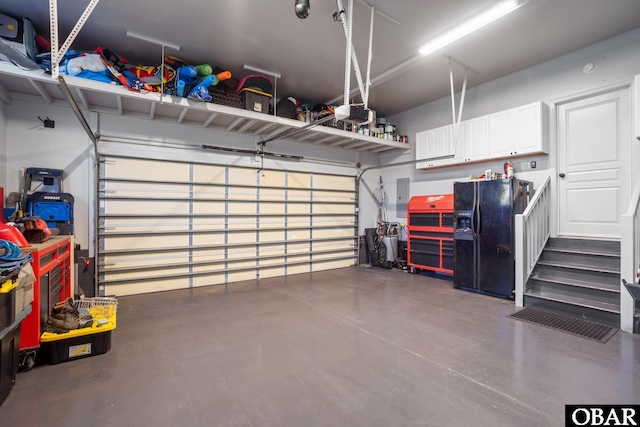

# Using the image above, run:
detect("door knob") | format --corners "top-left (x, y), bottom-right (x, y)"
top-left (559, 173), bottom-right (566, 178)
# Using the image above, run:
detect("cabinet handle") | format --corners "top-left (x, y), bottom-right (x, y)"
top-left (559, 173), bottom-right (566, 178)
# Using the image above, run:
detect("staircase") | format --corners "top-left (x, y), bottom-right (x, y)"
top-left (523, 237), bottom-right (620, 328)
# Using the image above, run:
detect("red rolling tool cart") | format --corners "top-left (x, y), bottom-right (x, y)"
top-left (407, 194), bottom-right (454, 275)
top-left (18, 236), bottom-right (73, 370)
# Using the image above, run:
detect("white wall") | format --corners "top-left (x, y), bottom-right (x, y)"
top-left (6, 100), bottom-right (93, 248)
top-left (0, 101), bottom-right (6, 190)
top-left (376, 27), bottom-right (640, 236)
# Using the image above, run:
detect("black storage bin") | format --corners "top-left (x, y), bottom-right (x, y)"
top-left (0, 280), bottom-right (17, 331)
top-left (0, 306), bottom-right (30, 407)
top-left (41, 330), bottom-right (112, 364)
top-left (242, 91), bottom-right (270, 114)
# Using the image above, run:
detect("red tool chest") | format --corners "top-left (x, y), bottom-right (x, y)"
top-left (19, 236), bottom-right (72, 369)
top-left (407, 194), bottom-right (454, 275)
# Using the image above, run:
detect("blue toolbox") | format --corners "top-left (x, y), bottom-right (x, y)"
top-left (23, 168), bottom-right (74, 235)
top-left (27, 193), bottom-right (74, 235)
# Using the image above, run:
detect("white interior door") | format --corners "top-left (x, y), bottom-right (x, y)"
top-left (557, 88), bottom-right (631, 238)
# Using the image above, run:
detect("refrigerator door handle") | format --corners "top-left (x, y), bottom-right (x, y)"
top-left (473, 183), bottom-right (479, 236)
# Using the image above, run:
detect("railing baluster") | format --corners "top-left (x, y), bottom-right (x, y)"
top-left (515, 176), bottom-right (551, 307)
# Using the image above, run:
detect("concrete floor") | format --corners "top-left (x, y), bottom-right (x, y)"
top-left (1, 266), bottom-right (639, 426)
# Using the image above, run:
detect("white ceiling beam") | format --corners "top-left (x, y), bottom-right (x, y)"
top-left (177, 106), bottom-right (189, 124)
top-left (313, 135), bottom-right (340, 145)
top-left (253, 122), bottom-right (274, 135)
top-left (295, 132), bottom-right (315, 143)
top-left (329, 138), bottom-right (354, 147)
top-left (73, 87), bottom-right (89, 110)
top-left (202, 112), bottom-right (218, 128)
top-left (343, 140), bottom-right (370, 149)
top-left (265, 125), bottom-right (290, 139)
top-left (0, 81), bottom-right (10, 105)
top-left (237, 119), bottom-right (257, 133)
top-left (226, 117), bottom-right (245, 132)
top-left (29, 79), bottom-right (52, 104)
top-left (369, 145), bottom-right (396, 153)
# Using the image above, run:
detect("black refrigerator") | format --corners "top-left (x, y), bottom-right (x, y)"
top-left (453, 179), bottom-right (532, 299)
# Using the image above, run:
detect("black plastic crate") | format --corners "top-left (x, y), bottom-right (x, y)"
top-left (208, 86), bottom-right (244, 110)
top-left (40, 330), bottom-right (112, 364)
top-left (242, 91), bottom-right (270, 114)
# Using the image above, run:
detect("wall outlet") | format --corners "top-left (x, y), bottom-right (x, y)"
top-left (519, 161), bottom-right (530, 170)
top-left (531, 161), bottom-right (537, 169)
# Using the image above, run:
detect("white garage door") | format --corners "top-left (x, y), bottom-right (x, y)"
top-left (98, 156), bottom-right (357, 296)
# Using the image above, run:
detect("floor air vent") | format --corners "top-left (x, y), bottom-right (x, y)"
top-left (508, 308), bottom-right (618, 343)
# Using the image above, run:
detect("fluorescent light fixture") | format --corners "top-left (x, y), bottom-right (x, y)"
top-left (126, 31), bottom-right (180, 51)
top-left (419, 0), bottom-right (520, 56)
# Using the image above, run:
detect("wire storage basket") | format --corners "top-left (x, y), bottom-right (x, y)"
top-left (75, 297), bottom-right (118, 324)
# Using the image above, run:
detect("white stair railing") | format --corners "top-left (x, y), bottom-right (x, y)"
top-left (620, 175), bottom-right (640, 333)
top-left (515, 176), bottom-right (551, 307)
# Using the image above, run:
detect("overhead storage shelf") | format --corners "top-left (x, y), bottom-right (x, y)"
top-left (0, 62), bottom-right (409, 153)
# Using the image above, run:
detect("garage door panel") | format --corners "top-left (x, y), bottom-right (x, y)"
top-left (193, 164), bottom-right (226, 183)
top-left (104, 158), bottom-right (189, 182)
top-left (260, 266), bottom-right (285, 278)
top-left (103, 200), bottom-right (189, 215)
top-left (100, 157), bottom-right (356, 296)
top-left (228, 270), bottom-right (257, 282)
top-left (314, 204), bottom-right (354, 215)
top-left (228, 202), bottom-right (256, 214)
top-left (312, 259), bottom-right (352, 272)
top-left (193, 202), bottom-right (225, 214)
top-left (103, 255), bottom-right (190, 269)
top-left (109, 278), bottom-right (189, 295)
top-left (313, 174), bottom-right (354, 189)
top-left (104, 235), bottom-right (189, 251)
top-left (193, 274), bottom-right (226, 287)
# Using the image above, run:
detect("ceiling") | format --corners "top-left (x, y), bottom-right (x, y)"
top-left (3, 0), bottom-right (640, 117)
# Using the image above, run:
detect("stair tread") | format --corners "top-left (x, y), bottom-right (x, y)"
top-left (536, 260), bottom-right (619, 274)
top-left (544, 247), bottom-right (620, 258)
top-left (524, 289), bottom-right (620, 314)
top-left (531, 274), bottom-right (620, 293)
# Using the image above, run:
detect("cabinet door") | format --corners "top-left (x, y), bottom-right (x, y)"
top-left (466, 116), bottom-right (490, 161)
top-left (514, 102), bottom-right (548, 155)
top-left (415, 129), bottom-right (430, 161)
top-left (452, 122), bottom-right (468, 162)
top-left (489, 109), bottom-right (514, 158)
top-left (415, 129), bottom-right (434, 169)
top-left (430, 125), bottom-right (451, 158)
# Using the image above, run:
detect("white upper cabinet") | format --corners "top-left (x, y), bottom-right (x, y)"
top-left (513, 102), bottom-right (549, 155)
top-left (490, 102), bottom-right (548, 158)
top-left (466, 116), bottom-right (490, 161)
top-left (415, 125), bottom-right (455, 168)
top-left (489, 109), bottom-right (515, 158)
top-left (415, 101), bottom-right (548, 170)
